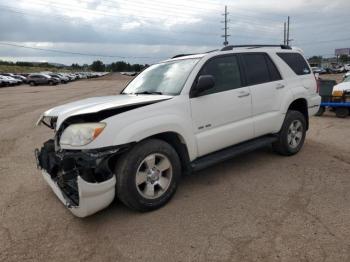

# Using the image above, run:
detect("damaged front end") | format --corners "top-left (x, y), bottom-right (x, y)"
top-left (35, 139), bottom-right (126, 217)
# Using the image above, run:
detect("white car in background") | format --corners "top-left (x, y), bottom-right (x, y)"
top-left (0, 75), bottom-right (21, 86)
top-left (334, 75), bottom-right (350, 94)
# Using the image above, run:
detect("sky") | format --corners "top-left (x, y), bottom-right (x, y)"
top-left (0, 0), bottom-right (349, 65)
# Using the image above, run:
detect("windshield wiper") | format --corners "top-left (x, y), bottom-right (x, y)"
top-left (133, 91), bottom-right (163, 95)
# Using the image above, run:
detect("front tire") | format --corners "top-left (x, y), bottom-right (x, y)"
top-left (115, 139), bottom-right (181, 212)
top-left (273, 110), bottom-right (307, 156)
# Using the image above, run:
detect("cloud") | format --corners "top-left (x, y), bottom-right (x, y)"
top-left (0, 0), bottom-right (349, 64)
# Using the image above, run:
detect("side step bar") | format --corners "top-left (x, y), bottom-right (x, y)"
top-left (191, 136), bottom-right (278, 172)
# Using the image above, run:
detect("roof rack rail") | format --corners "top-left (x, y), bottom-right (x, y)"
top-left (172, 49), bottom-right (219, 59)
top-left (171, 54), bottom-right (195, 59)
top-left (221, 45), bottom-right (292, 51)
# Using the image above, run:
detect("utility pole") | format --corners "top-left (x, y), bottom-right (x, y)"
top-left (283, 22), bottom-right (286, 45)
top-left (286, 16), bottom-right (290, 45)
top-left (221, 5), bottom-right (230, 46)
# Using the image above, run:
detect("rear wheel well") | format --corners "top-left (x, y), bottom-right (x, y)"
top-left (288, 98), bottom-right (309, 130)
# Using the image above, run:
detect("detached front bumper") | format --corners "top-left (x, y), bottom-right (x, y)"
top-left (35, 140), bottom-right (124, 217)
top-left (41, 170), bottom-right (115, 217)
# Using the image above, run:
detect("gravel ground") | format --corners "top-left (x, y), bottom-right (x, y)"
top-left (0, 73), bottom-right (349, 262)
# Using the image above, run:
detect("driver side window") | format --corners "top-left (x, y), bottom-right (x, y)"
top-left (198, 55), bottom-right (242, 96)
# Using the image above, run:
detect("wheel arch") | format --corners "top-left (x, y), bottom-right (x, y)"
top-left (287, 98), bottom-right (309, 130)
top-left (146, 132), bottom-right (191, 175)
top-left (109, 131), bottom-right (192, 175)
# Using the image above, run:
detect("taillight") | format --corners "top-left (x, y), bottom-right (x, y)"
top-left (315, 75), bottom-right (320, 93)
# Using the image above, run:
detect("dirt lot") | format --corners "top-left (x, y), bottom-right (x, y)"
top-left (0, 73), bottom-right (349, 262)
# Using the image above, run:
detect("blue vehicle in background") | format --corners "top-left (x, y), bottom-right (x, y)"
top-left (316, 75), bottom-right (350, 118)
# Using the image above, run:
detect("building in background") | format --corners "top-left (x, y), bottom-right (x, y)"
top-left (335, 48), bottom-right (350, 56)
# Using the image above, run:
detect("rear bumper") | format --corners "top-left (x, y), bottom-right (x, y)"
top-left (35, 140), bottom-right (127, 217)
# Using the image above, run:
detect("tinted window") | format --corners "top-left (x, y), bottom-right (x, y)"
top-left (266, 55), bottom-right (282, 81)
top-left (242, 54), bottom-right (271, 85)
top-left (277, 52), bottom-right (311, 75)
top-left (198, 55), bottom-right (241, 95)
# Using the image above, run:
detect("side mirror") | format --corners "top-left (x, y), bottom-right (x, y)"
top-left (192, 75), bottom-right (215, 96)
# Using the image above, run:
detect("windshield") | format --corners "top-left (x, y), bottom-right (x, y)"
top-left (122, 58), bottom-right (200, 95)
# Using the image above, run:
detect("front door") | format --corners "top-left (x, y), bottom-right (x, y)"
top-left (190, 55), bottom-right (254, 157)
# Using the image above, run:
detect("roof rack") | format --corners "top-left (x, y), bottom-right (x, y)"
top-left (221, 45), bottom-right (292, 51)
top-left (171, 54), bottom-right (195, 59)
top-left (171, 49), bottom-right (219, 59)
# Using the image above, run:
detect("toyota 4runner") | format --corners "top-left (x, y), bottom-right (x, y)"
top-left (35, 45), bottom-right (321, 217)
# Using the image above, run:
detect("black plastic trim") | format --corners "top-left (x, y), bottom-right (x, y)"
top-left (191, 135), bottom-right (278, 172)
top-left (221, 45), bottom-right (292, 51)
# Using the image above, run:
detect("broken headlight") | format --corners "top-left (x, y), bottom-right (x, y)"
top-left (60, 123), bottom-right (106, 147)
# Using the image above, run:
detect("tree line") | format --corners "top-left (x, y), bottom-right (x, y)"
top-left (0, 60), bottom-right (57, 68)
top-left (0, 60), bottom-right (147, 72)
top-left (73, 60), bottom-right (148, 72)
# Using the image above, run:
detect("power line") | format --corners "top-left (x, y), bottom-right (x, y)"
top-left (0, 42), bottom-right (166, 59)
top-left (296, 37), bottom-right (350, 46)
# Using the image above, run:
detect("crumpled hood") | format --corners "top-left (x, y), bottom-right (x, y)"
top-left (333, 82), bottom-right (350, 92)
top-left (39, 94), bottom-right (172, 128)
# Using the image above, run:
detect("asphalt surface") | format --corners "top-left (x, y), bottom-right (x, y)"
top-left (0, 73), bottom-right (349, 262)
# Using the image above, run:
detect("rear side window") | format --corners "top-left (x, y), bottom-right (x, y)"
top-left (241, 53), bottom-right (281, 86)
top-left (277, 52), bottom-right (311, 75)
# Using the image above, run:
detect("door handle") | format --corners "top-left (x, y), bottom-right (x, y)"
top-left (237, 92), bottom-right (250, 98)
top-left (276, 83), bottom-right (285, 89)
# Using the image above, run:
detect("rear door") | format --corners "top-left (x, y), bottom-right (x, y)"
top-left (240, 53), bottom-right (286, 136)
top-left (190, 54), bottom-right (254, 157)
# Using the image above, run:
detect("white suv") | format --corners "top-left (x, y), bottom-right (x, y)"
top-left (35, 45), bottom-right (321, 217)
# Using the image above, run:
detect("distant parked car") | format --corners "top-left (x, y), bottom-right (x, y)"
top-left (49, 73), bottom-right (69, 84)
top-left (0, 77), bottom-right (10, 87)
top-left (65, 73), bottom-right (77, 81)
top-left (324, 67), bottom-right (337, 74)
top-left (311, 67), bottom-right (326, 74)
top-left (344, 64), bottom-right (350, 72)
top-left (27, 74), bottom-right (60, 86)
top-left (0, 75), bottom-right (21, 85)
top-left (334, 66), bottom-right (346, 73)
top-left (12, 75), bottom-right (28, 83)
top-left (1, 73), bottom-right (23, 84)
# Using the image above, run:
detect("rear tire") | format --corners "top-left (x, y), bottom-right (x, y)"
top-left (48, 81), bottom-right (53, 86)
top-left (115, 139), bottom-right (181, 212)
top-left (335, 107), bottom-right (348, 118)
top-left (272, 110), bottom-right (307, 156)
top-left (29, 81), bottom-right (36, 86)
